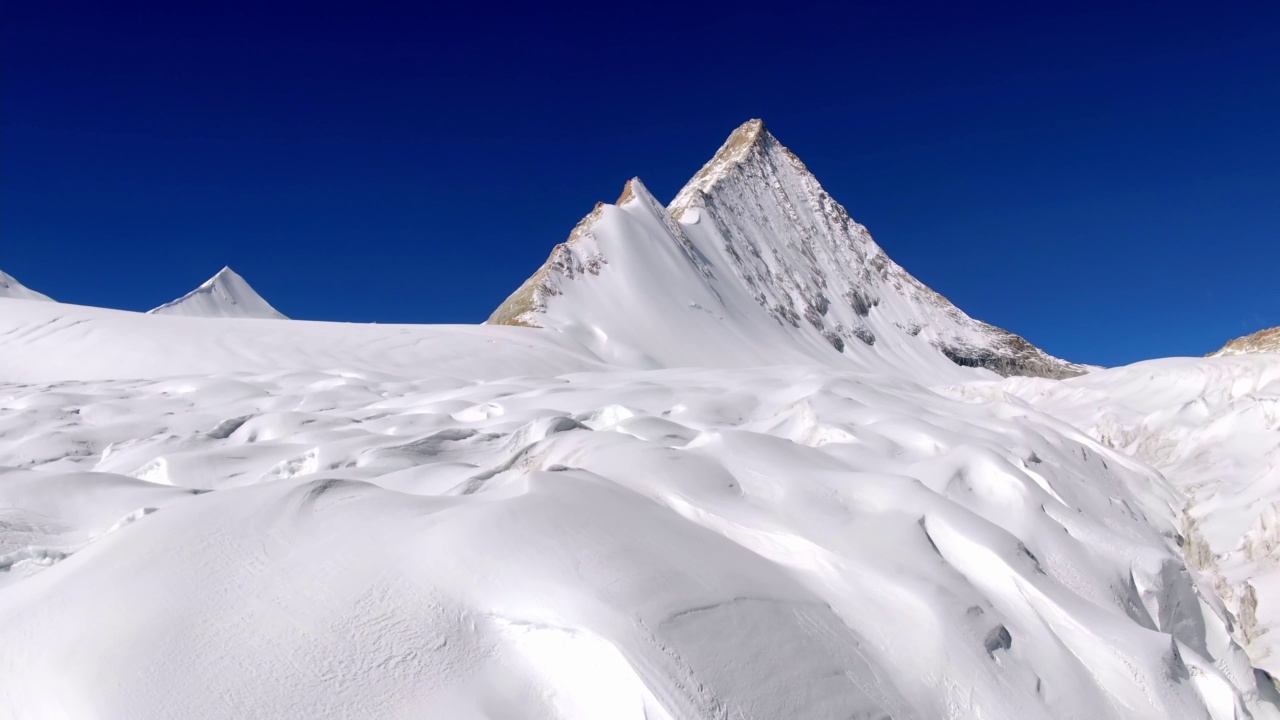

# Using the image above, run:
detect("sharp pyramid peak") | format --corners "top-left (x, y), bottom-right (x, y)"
top-left (671, 118), bottom-right (802, 209)
top-left (718, 118), bottom-right (770, 156)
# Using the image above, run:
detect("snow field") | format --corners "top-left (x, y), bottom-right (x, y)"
top-left (2, 362), bottom-right (1274, 718)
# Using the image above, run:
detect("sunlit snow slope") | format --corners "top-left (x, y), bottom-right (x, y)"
top-left (0, 269), bottom-right (53, 302)
top-left (148, 266), bottom-right (287, 319)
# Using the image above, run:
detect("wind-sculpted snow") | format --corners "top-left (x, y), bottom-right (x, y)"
top-left (982, 355), bottom-right (1280, 690)
top-left (2, 359), bottom-right (1276, 718)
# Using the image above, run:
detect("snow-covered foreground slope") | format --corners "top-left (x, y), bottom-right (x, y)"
top-left (1, 298), bottom-right (1277, 718)
top-left (148, 266), bottom-right (287, 319)
top-left (490, 121), bottom-right (1088, 380)
top-left (979, 356), bottom-right (1280, 685)
top-left (0, 269), bottom-right (53, 301)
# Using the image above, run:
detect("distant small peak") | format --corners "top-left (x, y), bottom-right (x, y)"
top-left (149, 265), bottom-right (285, 319)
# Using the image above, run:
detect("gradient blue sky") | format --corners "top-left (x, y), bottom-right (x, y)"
top-left (3, 1), bottom-right (1277, 366)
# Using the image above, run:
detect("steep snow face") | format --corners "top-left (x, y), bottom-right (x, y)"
top-left (491, 120), bottom-right (1087, 379)
top-left (1212, 327), bottom-right (1280, 356)
top-left (148, 266), bottom-right (286, 319)
top-left (0, 269), bottom-right (53, 302)
top-left (971, 355), bottom-right (1280, 678)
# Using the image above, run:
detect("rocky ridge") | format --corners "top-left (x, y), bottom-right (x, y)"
top-left (1211, 327), bottom-right (1280, 357)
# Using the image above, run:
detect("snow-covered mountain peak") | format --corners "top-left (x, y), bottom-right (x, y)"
top-left (148, 266), bottom-right (286, 319)
top-left (490, 119), bottom-right (1088, 379)
top-left (669, 118), bottom-right (772, 208)
top-left (0, 268), bottom-right (54, 302)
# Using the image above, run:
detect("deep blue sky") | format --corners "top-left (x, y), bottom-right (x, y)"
top-left (3, 1), bottom-right (1277, 366)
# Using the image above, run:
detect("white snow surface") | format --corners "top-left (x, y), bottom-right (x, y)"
top-left (2, 298), bottom-right (1278, 719)
top-left (148, 266), bottom-right (287, 319)
top-left (0, 269), bottom-right (53, 302)
top-left (970, 356), bottom-right (1280, 683)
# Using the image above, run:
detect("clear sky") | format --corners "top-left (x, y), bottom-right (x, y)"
top-left (3, 1), bottom-right (1277, 366)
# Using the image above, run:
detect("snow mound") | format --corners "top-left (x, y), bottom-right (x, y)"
top-left (148, 266), bottom-right (286, 319)
top-left (490, 120), bottom-right (1088, 379)
top-left (0, 269), bottom-right (53, 302)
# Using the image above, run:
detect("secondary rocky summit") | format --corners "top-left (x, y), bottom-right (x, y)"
top-left (1210, 326), bottom-right (1280, 356)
